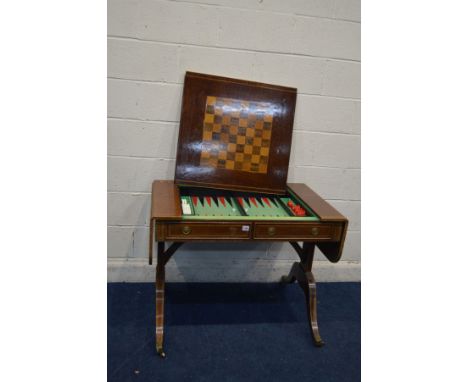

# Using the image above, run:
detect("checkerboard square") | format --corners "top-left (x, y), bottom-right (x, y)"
top-left (236, 144), bottom-right (244, 153)
top-left (203, 131), bottom-right (212, 141)
top-left (226, 160), bottom-right (235, 170)
top-left (229, 125), bottom-right (238, 135)
top-left (236, 136), bottom-right (246, 145)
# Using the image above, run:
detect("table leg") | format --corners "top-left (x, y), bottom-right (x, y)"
top-left (149, 219), bottom-right (154, 265)
top-left (282, 243), bottom-right (324, 347)
top-left (155, 241), bottom-right (166, 357)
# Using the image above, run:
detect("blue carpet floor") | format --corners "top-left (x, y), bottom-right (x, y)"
top-left (108, 282), bottom-right (360, 382)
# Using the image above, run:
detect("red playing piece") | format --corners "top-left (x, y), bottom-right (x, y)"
top-left (192, 196), bottom-right (198, 206)
top-left (287, 200), bottom-right (294, 207)
top-left (219, 197), bottom-right (226, 207)
top-left (262, 197), bottom-right (271, 208)
top-left (249, 197), bottom-right (258, 207)
top-left (237, 197), bottom-right (244, 207)
top-left (206, 196), bottom-right (211, 207)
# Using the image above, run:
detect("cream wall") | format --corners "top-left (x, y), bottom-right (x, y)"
top-left (108, 0), bottom-right (360, 282)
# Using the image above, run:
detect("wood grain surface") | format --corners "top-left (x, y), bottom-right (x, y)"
top-left (287, 183), bottom-right (346, 221)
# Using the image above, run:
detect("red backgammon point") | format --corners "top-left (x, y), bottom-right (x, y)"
top-left (263, 197), bottom-right (271, 207)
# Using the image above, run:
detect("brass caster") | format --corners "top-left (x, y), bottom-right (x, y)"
top-left (313, 340), bottom-right (325, 348)
top-left (157, 348), bottom-right (166, 358)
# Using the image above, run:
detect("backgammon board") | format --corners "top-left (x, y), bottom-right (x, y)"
top-left (180, 188), bottom-right (316, 219)
top-left (149, 72), bottom-right (348, 357)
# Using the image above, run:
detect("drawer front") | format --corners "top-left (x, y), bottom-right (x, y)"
top-left (254, 223), bottom-right (336, 240)
top-left (166, 222), bottom-right (252, 240)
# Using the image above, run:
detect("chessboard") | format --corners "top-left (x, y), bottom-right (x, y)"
top-left (200, 96), bottom-right (274, 174)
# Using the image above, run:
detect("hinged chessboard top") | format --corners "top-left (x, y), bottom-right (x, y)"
top-left (175, 72), bottom-right (297, 194)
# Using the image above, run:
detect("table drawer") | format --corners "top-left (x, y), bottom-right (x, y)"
top-left (254, 223), bottom-right (335, 240)
top-left (166, 222), bottom-right (252, 239)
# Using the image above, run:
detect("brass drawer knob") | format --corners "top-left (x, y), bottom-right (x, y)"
top-left (182, 226), bottom-right (191, 235)
top-left (311, 227), bottom-right (319, 236)
top-left (268, 227), bottom-right (276, 236)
